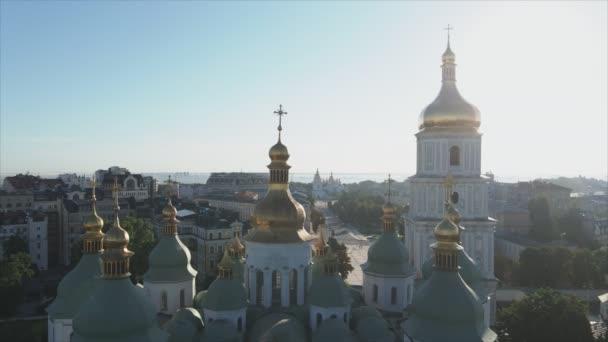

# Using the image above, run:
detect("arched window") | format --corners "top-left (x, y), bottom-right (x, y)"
top-left (256, 270), bottom-right (264, 305)
top-left (210, 246), bottom-right (215, 254)
top-left (237, 317), bottom-right (243, 332)
top-left (126, 179), bottom-right (135, 190)
top-left (180, 289), bottom-right (185, 308)
top-left (290, 269), bottom-right (297, 305)
top-left (209, 233), bottom-right (214, 240)
top-left (450, 146), bottom-right (460, 166)
top-left (161, 290), bottom-right (168, 311)
top-left (372, 284), bottom-right (378, 303)
top-left (316, 313), bottom-right (323, 328)
top-left (391, 287), bottom-right (397, 305)
top-left (343, 312), bottom-right (348, 323)
top-left (218, 232), bottom-right (222, 239)
top-left (272, 271), bottom-right (281, 305)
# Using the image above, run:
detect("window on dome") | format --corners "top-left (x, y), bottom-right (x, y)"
top-left (180, 289), bottom-right (185, 308)
top-left (238, 317), bottom-right (243, 332)
top-left (372, 284), bottom-right (378, 303)
top-left (391, 287), bottom-right (397, 305)
top-left (450, 146), bottom-right (460, 166)
top-left (343, 313), bottom-right (348, 323)
top-left (316, 313), bottom-right (322, 328)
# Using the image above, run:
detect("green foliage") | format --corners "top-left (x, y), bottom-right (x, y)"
top-left (0, 253), bottom-right (35, 317)
top-left (528, 197), bottom-right (558, 242)
top-left (557, 208), bottom-right (595, 248)
top-left (494, 254), bottom-right (517, 285)
top-left (498, 288), bottom-right (594, 342)
top-left (0, 319), bottom-right (48, 342)
top-left (332, 191), bottom-right (384, 233)
top-left (514, 246), bottom-right (605, 288)
top-left (3, 235), bottom-right (28, 258)
top-left (328, 237), bottom-right (354, 279)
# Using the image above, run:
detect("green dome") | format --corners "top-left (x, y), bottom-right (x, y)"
top-left (311, 254), bottom-right (328, 280)
top-left (72, 277), bottom-right (168, 342)
top-left (362, 232), bottom-right (414, 276)
top-left (201, 278), bottom-right (247, 311)
top-left (350, 305), bottom-right (382, 330)
top-left (308, 274), bottom-right (352, 308)
top-left (165, 308), bottom-right (203, 342)
top-left (201, 320), bottom-right (240, 342)
top-left (193, 290), bottom-right (207, 310)
top-left (404, 271), bottom-right (496, 342)
top-left (313, 318), bottom-right (357, 342)
top-left (421, 249), bottom-right (488, 302)
top-left (47, 254), bottom-right (102, 319)
top-left (248, 313), bottom-right (307, 342)
top-left (231, 255), bottom-right (245, 283)
top-left (144, 235), bottom-right (197, 283)
top-left (355, 316), bottom-right (394, 342)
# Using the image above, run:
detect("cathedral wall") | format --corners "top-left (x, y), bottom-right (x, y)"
top-left (309, 304), bottom-right (351, 332)
top-left (362, 273), bottom-right (415, 313)
top-left (203, 308), bottom-right (246, 334)
top-left (144, 278), bottom-right (195, 315)
top-left (48, 318), bottom-right (72, 342)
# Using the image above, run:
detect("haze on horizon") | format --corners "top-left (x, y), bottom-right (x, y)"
top-left (1, 2), bottom-right (606, 180)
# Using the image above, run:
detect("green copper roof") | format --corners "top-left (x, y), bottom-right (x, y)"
top-left (47, 254), bottom-right (102, 319)
top-left (355, 316), bottom-right (395, 342)
top-left (421, 249), bottom-right (488, 302)
top-left (71, 277), bottom-right (168, 342)
top-left (362, 232), bottom-right (414, 276)
top-left (202, 320), bottom-right (240, 342)
top-left (248, 313), bottom-right (307, 342)
top-left (201, 278), bottom-right (247, 311)
top-left (164, 308), bottom-right (203, 342)
top-left (193, 290), bottom-right (207, 310)
top-left (404, 271), bottom-right (496, 342)
top-left (308, 274), bottom-right (352, 308)
top-left (350, 305), bottom-right (382, 330)
top-left (313, 318), bottom-right (357, 342)
top-left (144, 235), bottom-right (197, 283)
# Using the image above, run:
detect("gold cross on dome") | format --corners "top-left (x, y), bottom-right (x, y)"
top-left (273, 104), bottom-right (288, 137)
top-left (444, 24), bottom-right (454, 42)
top-left (385, 174), bottom-right (395, 203)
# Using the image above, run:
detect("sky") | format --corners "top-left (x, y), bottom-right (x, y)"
top-left (1, 1), bottom-right (606, 180)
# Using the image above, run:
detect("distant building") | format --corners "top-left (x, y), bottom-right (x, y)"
top-left (95, 166), bottom-right (150, 201)
top-left (495, 232), bottom-right (576, 263)
top-left (0, 210), bottom-right (48, 270)
top-left (312, 169), bottom-right (344, 200)
top-left (196, 194), bottom-right (257, 222)
top-left (3, 174), bottom-right (64, 193)
top-left (206, 172), bottom-right (268, 193)
top-left (58, 174), bottom-right (90, 189)
top-left (0, 191), bottom-right (34, 211)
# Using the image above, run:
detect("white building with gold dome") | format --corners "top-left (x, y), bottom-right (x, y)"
top-left (404, 38), bottom-right (497, 321)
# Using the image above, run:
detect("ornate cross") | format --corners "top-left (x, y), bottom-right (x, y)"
top-left (444, 24), bottom-right (453, 43)
top-left (166, 175), bottom-right (173, 198)
top-left (89, 176), bottom-right (97, 200)
top-left (274, 104), bottom-right (288, 138)
top-left (385, 174), bottom-right (395, 203)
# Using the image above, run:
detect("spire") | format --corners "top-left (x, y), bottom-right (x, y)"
top-left (273, 104), bottom-right (288, 142)
top-left (81, 176), bottom-right (104, 254)
top-left (430, 177), bottom-right (462, 272)
top-left (382, 174), bottom-right (397, 234)
top-left (218, 250), bottom-right (234, 279)
top-left (312, 227), bottom-right (328, 257)
top-left (100, 177), bottom-right (134, 279)
top-left (161, 177), bottom-right (178, 235)
top-left (442, 25), bottom-right (456, 82)
top-left (228, 223), bottom-right (245, 257)
top-left (268, 104), bottom-right (291, 184)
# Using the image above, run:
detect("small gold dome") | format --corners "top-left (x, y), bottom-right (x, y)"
top-left (383, 203), bottom-right (397, 216)
top-left (104, 221), bottom-right (130, 250)
top-left (83, 213), bottom-right (104, 232)
top-left (433, 216), bottom-right (460, 243)
top-left (269, 141), bottom-right (289, 161)
top-left (162, 201), bottom-right (177, 219)
top-left (229, 235), bottom-right (245, 255)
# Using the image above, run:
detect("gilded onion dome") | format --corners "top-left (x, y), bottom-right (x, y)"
top-left (244, 105), bottom-right (313, 244)
top-left (418, 39), bottom-right (481, 131)
top-left (101, 177), bottom-right (134, 279)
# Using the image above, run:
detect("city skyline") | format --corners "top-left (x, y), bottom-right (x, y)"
top-left (1, 2), bottom-right (606, 179)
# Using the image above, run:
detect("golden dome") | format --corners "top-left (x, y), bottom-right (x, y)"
top-left (229, 235), bottom-right (245, 255)
top-left (269, 140), bottom-right (289, 161)
top-left (418, 42), bottom-right (480, 131)
top-left (382, 203), bottom-right (397, 216)
top-left (447, 203), bottom-right (461, 226)
top-left (162, 199), bottom-right (177, 219)
top-left (104, 220), bottom-right (130, 251)
top-left (433, 215), bottom-right (460, 244)
top-left (83, 212), bottom-right (104, 233)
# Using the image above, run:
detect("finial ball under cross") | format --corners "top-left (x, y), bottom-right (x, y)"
top-left (385, 174), bottom-right (395, 203)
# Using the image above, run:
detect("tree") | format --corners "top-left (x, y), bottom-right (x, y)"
top-left (558, 208), bottom-right (593, 247)
top-left (327, 237), bottom-right (354, 280)
top-left (0, 253), bottom-right (35, 317)
top-left (494, 254), bottom-right (517, 285)
top-left (571, 249), bottom-right (598, 287)
top-left (528, 197), bottom-right (558, 242)
top-left (310, 207), bottom-right (325, 233)
top-left (3, 235), bottom-right (28, 258)
top-left (516, 247), bottom-right (572, 287)
top-left (498, 288), bottom-right (594, 342)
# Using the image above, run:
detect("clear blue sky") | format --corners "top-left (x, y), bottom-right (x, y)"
top-left (1, 1), bottom-right (606, 179)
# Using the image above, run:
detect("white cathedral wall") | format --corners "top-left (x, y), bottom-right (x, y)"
top-left (362, 273), bottom-right (415, 313)
top-left (245, 241), bottom-right (312, 308)
top-left (309, 304), bottom-right (351, 332)
top-left (203, 308), bottom-right (246, 334)
top-left (48, 317), bottom-right (72, 342)
top-left (145, 278), bottom-right (195, 315)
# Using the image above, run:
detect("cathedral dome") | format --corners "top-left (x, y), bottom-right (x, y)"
top-left (162, 202), bottom-right (177, 219)
top-left (308, 273), bottom-right (352, 308)
top-left (433, 215), bottom-right (460, 243)
top-left (248, 313), bottom-right (307, 342)
top-left (201, 278), bottom-right (247, 312)
top-left (202, 320), bottom-right (241, 342)
top-left (418, 43), bottom-right (480, 131)
top-left (165, 308), bottom-right (203, 342)
top-left (269, 141), bottom-right (289, 161)
top-left (313, 318), bottom-right (357, 342)
top-left (355, 316), bottom-right (395, 342)
top-left (83, 213), bottom-right (104, 233)
top-left (364, 233), bottom-right (413, 276)
top-left (144, 235), bottom-right (197, 282)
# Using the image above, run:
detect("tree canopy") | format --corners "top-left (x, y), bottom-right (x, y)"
top-left (498, 288), bottom-right (594, 342)
top-left (328, 237), bottom-right (354, 280)
top-left (0, 252), bottom-right (35, 317)
top-left (3, 236), bottom-right (28, 258)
